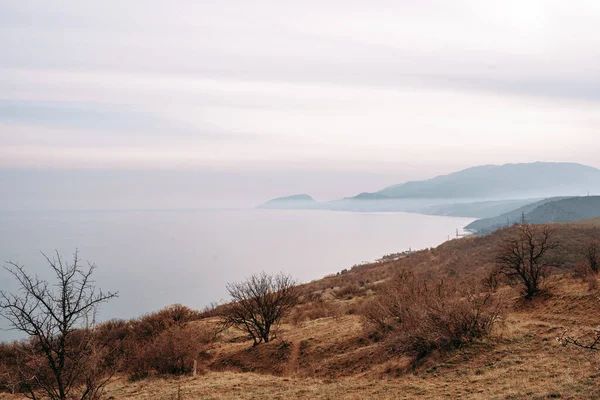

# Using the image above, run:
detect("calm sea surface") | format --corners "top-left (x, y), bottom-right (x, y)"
top-left (0, 209), bottom-right (474, 341)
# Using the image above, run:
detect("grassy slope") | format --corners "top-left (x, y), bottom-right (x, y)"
top-left (574, 217), bottom-right (600, 226)
top-left (4, 224), bottom-right (600, 400)
top-left (467, 196), bottom-right (600, 234)
top-left (464, 197), bottom-right (570, 233)
top-left (102, 278), bottom-right (600, 399)
top-left (527, 196), bottom-right (600, 224)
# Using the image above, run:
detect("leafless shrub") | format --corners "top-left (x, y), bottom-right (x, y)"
top-left (131, 304), bottom-right (200, 344)
top-left (482, 269), bottom-right (500, 292)
top-left (495, 225), bottom-right (560, 299)
top-left (0, 250), bottom-right (118, 400)
top-left (288, 300), bottom-right (341, 325)
top-left (304, 292), bottom-right (322, 303)
top-left (583, 241), bottom-right (600, 274)
top-left (362, 271), bottom-right (503, 360)
top-left (220, 272), bottom-right (299, 345)
top-left (128, 325), bottom-right (206, 380)
top-left (0, 340), bottom-right (34, 395)
top-left (198, 302), bottom-right (222, 318)
top-left (97, 305), bottom-right (212, 380)
top-left (331, 285), bottom-right (364, 300)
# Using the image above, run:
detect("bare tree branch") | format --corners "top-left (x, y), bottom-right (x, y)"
top-left (495, 225), bottom-right (560, 299)
top-left (220, 272), bottom-right (299, 345)
top-left (0, 250), bottom-right (118, 400)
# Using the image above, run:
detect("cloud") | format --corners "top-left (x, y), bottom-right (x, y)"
top-left (0, 100), bottom-right (177, 133)
top-left (0, 0), bottom-right (599, 178)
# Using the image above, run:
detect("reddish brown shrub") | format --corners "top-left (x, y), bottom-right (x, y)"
top-left (331, 284), bottom-right (366, 300)
top-left (583, 241), bottom-right (600, 274)
top-left (132, 304), bottom-right (200, 342)
top-left (128, 325), bottom-right (206, 380)
top-left (288, 300), bottom-right (341, 325)
top-left (91, 305), bottom-right (208, 381)
top-left (0, 341), bottom-right (31, 394)
top-left (362, 271), bottom-right (503, 360)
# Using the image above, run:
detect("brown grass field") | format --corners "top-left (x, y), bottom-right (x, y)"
top-left (90, 278), bottom-right (600, 400)
top-left (2, 221), bottom-right (600, 399)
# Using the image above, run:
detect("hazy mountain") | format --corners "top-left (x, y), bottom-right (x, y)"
top-left (259, 194), bottom-right (316, 209)
top-left (357, 162), bottom-right (600, 200)
top-left (260, 162), bottom-right (600, 215)
top-left (466, 196), bottom-right (600, 234)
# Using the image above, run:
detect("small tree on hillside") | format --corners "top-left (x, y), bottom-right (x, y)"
top-left (583, 241), bottom-right (600, 274)
top-left (0, 250), bottom-right (118, 400)
top-left (495, 224), bottom-right (560, 299)
top-left (221, 272), bottom-right (299, 346)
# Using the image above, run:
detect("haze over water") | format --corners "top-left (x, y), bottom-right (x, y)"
top-left (0, 208), bottom-right (473, 341)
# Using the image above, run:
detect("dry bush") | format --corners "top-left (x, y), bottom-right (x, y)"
top-left (331, 284), bottom-right (366, 300)
top-left (288, 300), bottom-right (341, 325)
top-left (362, 271), bottom-right (503, 361)
top-left (75, 304), bottom-right (211, 382)
top-left (0, 331), bottom-right (118, 399)
top-left (95, 305), bottom-right (209, 380)
top-left (300, 262), bottom-right (389, 296)
top-left (198, 302), bottom-right (223, 318)
top-left (128, 325), bottom-right (207, 380)
top-left (132, 304), bottom-right (201, 342)
top-left (583, 241), bottom-right (600, 274)
top-left (0, 341), bottom-right (32, 394)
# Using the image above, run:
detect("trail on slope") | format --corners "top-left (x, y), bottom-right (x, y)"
top-left (285, 340), bottom-right (301, 376)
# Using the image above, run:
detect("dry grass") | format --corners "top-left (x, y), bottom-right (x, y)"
top-left (82, 276), bottom-right (600, 399)
top-left (3, 282), bottom-right (599, 399)
top-left (573, 217), bottom-right (600, 226)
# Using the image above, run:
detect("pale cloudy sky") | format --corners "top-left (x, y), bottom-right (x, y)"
top-left (1, 0), bottom-right (599, 208)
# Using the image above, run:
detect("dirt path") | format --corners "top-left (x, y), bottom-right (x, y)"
top-left (285, 340), bottom-right (301, 376)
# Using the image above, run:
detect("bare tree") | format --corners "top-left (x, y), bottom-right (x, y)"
top-left (495, 224), bottom-right (560, 299)
top-left (583, 241), bottom-right (600, 274)
top-left (221, 272), bottom-right (299, 345)
top-left (0, 250), bottom-right (118, 400)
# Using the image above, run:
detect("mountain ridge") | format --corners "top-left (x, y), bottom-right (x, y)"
top-left (466, 196), bottom-right (600, 234)
top-left (366, 162), bottom-right (600, 200)
top-left (260, 162), bottom-right (600, 215)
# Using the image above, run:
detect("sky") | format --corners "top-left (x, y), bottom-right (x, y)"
top-left (1, 0), bottom-right (599, 208)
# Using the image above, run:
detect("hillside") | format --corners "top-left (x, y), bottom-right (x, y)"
top-left (98, 275), bottom-right (600, 399)
top-left (575, 217), bottom-right (600, 226)
top-left (411, 198), bottom-right (541, 218)
top-left (258, 194), bottom-right (316, 209)
top-left (467, 196), bottom-right (600, 234)
top-left (465, 197), bottom-right (571, 233)
top-left (527, 196), bottom-right (600, 223)
top-left (82, 225), bottom-right (600, 398)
